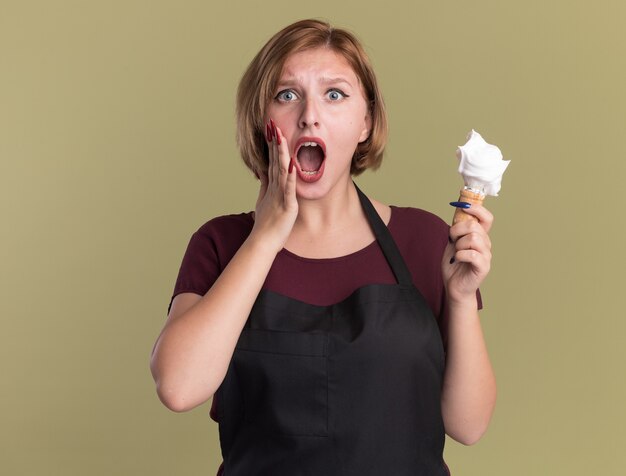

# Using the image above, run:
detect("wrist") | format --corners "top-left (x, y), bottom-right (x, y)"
top-left (446, 293), bottom-right (479, 314)
top-left (246, 228), bottom-right (285, 257)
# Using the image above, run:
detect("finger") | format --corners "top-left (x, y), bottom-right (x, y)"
top-left (273, 119), bottom-right (281, 146)
top-left (256, 171), bottom-right (268, 205)
top-left (267, 121), bottom-right (279, 186)
top-left (265, 121), bottom-right (273, 181)
top-left (274, 125), bottom-right (290, 186)
top-left (454, 230), bottom-right (492, 254)
top-left (284, 155), bottom-right (296, 200)
top-left (449, 219), bottom-right (487, 243)
top-left (456, 203), bottom-right (494, 233)
top-left (451, 248), bottom-right (491, 274)
top-left (265, 122), bottom-right (272, 143)
top-left (442, 242), bottom-right (456, 269)
top-left (270, 120), bottom-right (285, 184)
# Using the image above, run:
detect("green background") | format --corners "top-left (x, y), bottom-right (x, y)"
top-left (2, 0), bottom-right (624, 474)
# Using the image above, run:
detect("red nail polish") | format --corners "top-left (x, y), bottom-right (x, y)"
top-left (270, 119), bottom-right (277, 139)
top-left (266, 123), bottom-right (272, 142)
top-left (276, 130), bottom-right (282, 145)
top-left (289, 157), bottom-right (294, 173)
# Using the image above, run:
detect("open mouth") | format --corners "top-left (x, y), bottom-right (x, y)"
top-left (295, 138), bottom-right (326, 182)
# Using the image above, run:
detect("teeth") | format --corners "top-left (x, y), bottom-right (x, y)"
top-left (296, 142), bottom-right (324, 175)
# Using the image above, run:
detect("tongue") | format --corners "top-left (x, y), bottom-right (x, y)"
top-left (297, 147), bottom-right (324, 172)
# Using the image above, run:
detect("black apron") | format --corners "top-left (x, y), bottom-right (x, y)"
top-left (215, 185), bottom-right (448, 476)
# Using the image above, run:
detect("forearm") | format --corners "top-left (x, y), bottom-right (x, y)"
top-left (150, 234), bottom-right (277, 412)
top-left (440, 297), bottom-right (496, 445)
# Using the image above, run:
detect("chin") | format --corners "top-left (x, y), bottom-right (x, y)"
top-left (295, 181), bottom-right (328, 201)
top-left (294, 175), bottom-right (351, 202)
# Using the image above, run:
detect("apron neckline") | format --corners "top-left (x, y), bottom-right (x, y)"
top-left (250, 183), bottom-right (417, 312)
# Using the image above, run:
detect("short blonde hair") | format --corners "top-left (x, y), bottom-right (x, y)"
top-left (236, 19), bottom-right (388, 176)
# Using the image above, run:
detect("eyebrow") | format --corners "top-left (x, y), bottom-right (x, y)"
top-left (276, 76), bottom-right (354, 88)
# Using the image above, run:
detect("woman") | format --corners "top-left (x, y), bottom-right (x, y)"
top-left (150, 19), bottom-right (496, 476)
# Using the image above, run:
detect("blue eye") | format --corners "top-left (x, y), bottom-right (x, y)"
top-left (276, 90), bottom-right (297, 102)
top-left (327, 89), bottom-right (348, 101)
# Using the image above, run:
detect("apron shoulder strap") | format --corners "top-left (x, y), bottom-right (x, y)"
top-left (354, 183), bottom-right (414, 287)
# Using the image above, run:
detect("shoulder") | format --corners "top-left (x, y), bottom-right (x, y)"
top-left (169, 213), bottom-right (253, 312)
top-left (186, 212), bottom-right (254, 261)
top-left (194, 212), bottom-right (254, 241)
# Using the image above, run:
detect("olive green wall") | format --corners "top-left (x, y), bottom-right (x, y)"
top-left (2, 1), bottom-right (624, 474)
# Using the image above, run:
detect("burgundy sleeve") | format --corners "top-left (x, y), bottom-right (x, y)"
top-left (167, 229), bottom-right (221, 316)
top-left (166, 213), bottom-right (254, 316)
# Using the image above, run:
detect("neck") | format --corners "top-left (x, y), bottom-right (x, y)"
top-left (294, 180), bottom-right (361, 233)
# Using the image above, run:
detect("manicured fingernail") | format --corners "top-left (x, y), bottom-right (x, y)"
top-left (449, 256), bottom-right (456, 264)
top-left (289, 157), bottom-right (294, 173)
top-left (266, 123), bottom-right (272, 142)
top-left (270, 119), bottom-right (277, 139)
top-left (276, 128), bottom-right (282, 145)
top-left (449, 201), bottom-right (471, 209)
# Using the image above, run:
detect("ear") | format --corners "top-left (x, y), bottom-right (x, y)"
top-left (358, 111), bottom-right (372, 143)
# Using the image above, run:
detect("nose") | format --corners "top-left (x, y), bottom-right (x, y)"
top-left (298, 98), bottom-right (320, 129)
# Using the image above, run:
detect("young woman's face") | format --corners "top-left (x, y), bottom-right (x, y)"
top-left (266, 47), bottom-right (371, 199)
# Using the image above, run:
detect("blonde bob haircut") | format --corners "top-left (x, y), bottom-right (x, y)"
top-left (236, 19), bottom-right (388, 177)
